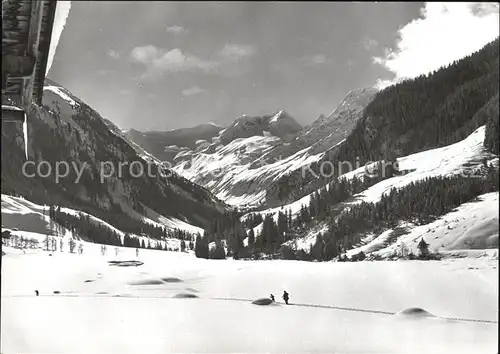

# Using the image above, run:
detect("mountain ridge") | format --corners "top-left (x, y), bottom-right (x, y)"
top-left (1, 80), bottom-right (231, 240)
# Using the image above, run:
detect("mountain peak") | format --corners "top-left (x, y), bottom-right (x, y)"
top-left (327, 87), bottom-right (378, 119)
top-left (269, 110), bottom-right (285, 123)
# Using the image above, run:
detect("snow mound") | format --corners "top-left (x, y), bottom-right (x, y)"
top-left (396, 308), bottom-right (436, 318)
top-left (129, 279), bottom-right (164, 285)
top-left (251, 297), bottom-right (274, 305)
top-left (173, 293), bottom-right (199, 299)
top-left (161, 277), bottom-right (183, 283)
top-left (109, 260), bottom-right (144, 267)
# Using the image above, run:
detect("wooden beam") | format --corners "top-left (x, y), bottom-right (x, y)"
top-left (33, 1), bottom-right (58, 104)
top-left (2, 54), bottom-right (36, 78)
top-left (21, 0), bottom-right (44, 108)
top-left (2, 0), bottom-right (58, 106)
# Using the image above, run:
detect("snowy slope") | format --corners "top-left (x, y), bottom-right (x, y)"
top-left (1, 243), bottom-right (497, 353)
top-left (173, 135), bottom-right (325, 208)
top-left (348, 126), bottom-right (494, 205)
top-left (247, 125), bottom-right (492, 222)
top-left (243, 126), bottom-right (498, 255)
top-left (299, 87), bottom-right (378, 155)
top-left (2, 194), bottom-right (203, 245)
top-left (347, 192), bottom-right (499, 258)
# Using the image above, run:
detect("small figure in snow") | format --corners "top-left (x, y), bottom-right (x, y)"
top-left (270, 294), bottom-right (275, 302)
top-left (136, 248), bottom-right (139, 257)
top-left (35, 290), bottom-right (39, 296)
top-left (282, 290), bottom-right (289, 305)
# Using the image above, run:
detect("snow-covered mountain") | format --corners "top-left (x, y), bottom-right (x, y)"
top-left (126, 90), bottom-right (377, 210)
top-left (218, 110), bottom-right (301, 144)
top-left (124, 122), bottom-right (224, 163)
top-left (298, 87), bottom-right (378, 155)
top-left (1, 79), bottom-right (229, 241)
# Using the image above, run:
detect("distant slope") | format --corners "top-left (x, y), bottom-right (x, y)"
top-left (1, 194), bottom-right (201, 249)
top-left (125, 123), bottom-right (224, 162)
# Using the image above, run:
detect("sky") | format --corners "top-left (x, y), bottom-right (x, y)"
top-left (47, 2), bottom-right (499, 131)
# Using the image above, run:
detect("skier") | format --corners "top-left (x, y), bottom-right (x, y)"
top-left (34, 290), bottom-right (39, 296)
top-left (282, 290), bottom-right (289, 305)
top-left (136, 248), bottom-right (139, 257)
top-left (270, 294), bottom-right (275, 302)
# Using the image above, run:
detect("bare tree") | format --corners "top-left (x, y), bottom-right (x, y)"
top-left (399, 242), bottom-right (409, 257)
top-left (44, 235), bottom-right (50, 251)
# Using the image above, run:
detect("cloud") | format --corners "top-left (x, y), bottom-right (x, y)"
top-left (301, 54), bottom-right (333, 67)
top-left (118, 89), bottom-right (132, 96)
top-left (181, 86), bottom-right (206, 96)
top-left (130, 43), bottom-right (256, 79)
top-left (362, 37), bottom-right (378, 50)
top-left (107, 50), bottom-right (120, 59)
top-left (469, 3), bottom-right (500, 17)
top-left (374, 79), bottom-right (394, 90)
top-left (130, 45), bottom-right (218, 78)
top-left (97, 69), bottom-right (112, 76)
top-left (219, 44), bottom-right (256, 60)
top-left (46, 1), bottom-right (72, 76)
top-left (166, 25), bottom-right (185, 34)
top-left (374, 2), bottom-right (500, 89)
top-left (146, 93), bottom-right (159, 99)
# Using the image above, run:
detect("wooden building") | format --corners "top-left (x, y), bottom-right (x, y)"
top-left (2, 0), bottom-right (58, 108)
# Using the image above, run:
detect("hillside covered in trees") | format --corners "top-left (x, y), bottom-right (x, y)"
top-left (269, 38), bottom-right (499, 205)
top-left (1, 80), bottom-right (232, 240)
top-left (269, 166), bottom-right (499, 261)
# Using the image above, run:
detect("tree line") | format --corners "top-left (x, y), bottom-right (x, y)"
top-left (47, 205), bottom-right (194, 251)
top-left (282, 166), bottom-right (499, 261)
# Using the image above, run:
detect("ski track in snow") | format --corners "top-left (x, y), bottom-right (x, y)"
top-left (5, 293), bottom-right (497, 324)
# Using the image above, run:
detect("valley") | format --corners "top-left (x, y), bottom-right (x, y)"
top-left (1, 3), bottom-right (499, 353)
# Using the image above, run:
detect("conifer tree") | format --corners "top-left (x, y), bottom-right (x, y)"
top-left (418, 238), bottom-right (430, 259)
